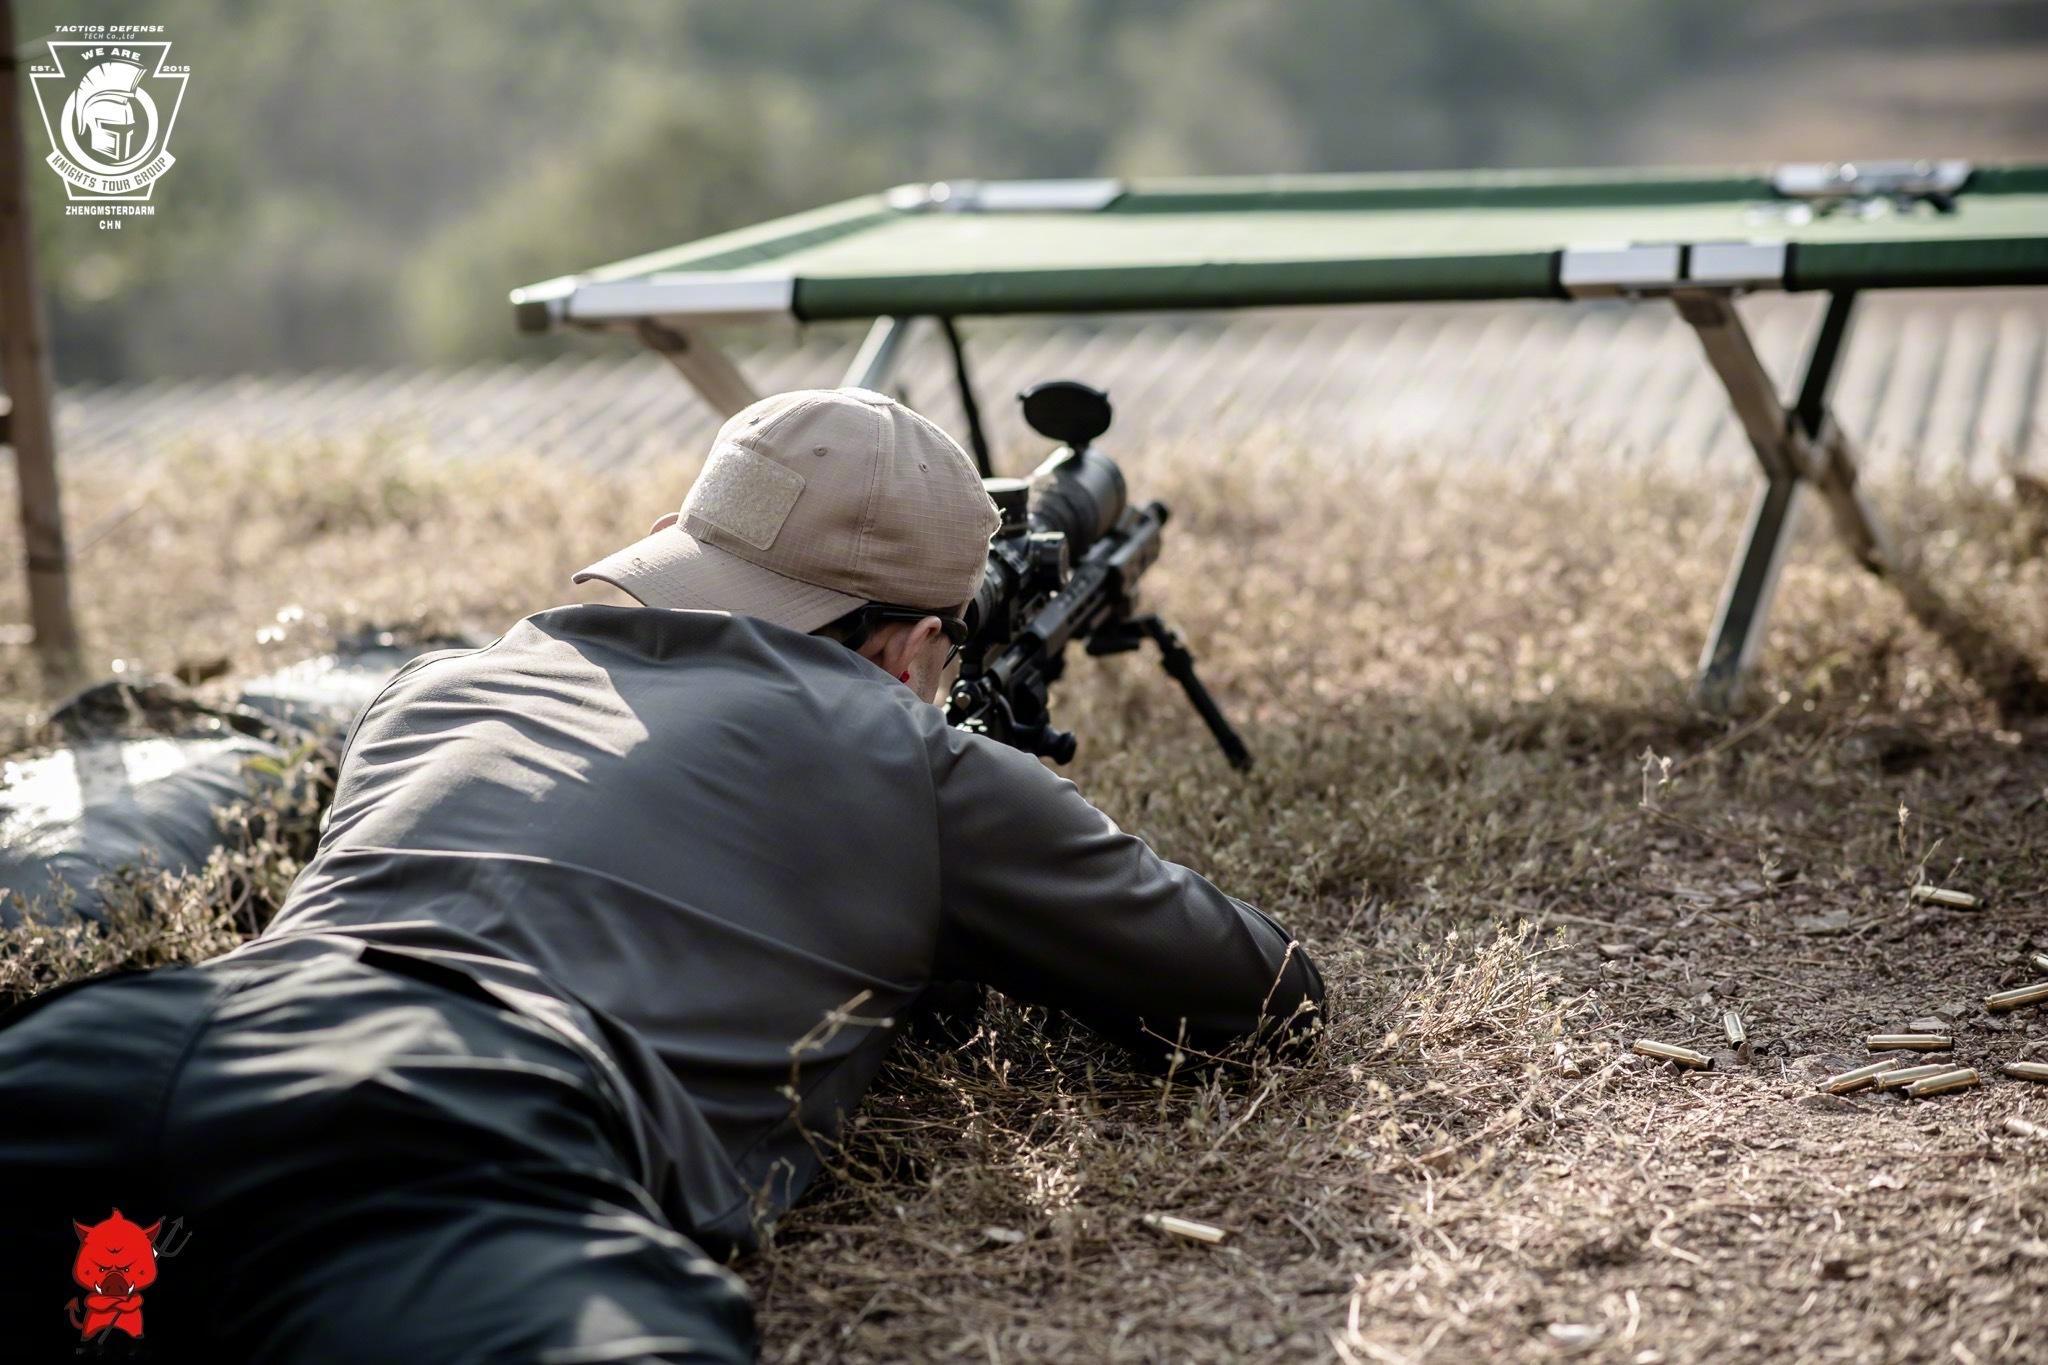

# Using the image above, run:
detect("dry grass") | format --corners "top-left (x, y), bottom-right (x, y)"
top-left (4, 420), bottom-right (2048, 1362)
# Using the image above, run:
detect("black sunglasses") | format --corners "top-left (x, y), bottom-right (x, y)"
top-left (852, 605), bottom-right (970, 665)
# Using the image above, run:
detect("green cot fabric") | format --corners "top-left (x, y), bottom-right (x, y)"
top-left (531, 165), bottom-right (2048, 320)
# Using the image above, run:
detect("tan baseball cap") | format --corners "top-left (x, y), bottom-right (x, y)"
top-left (575, 387), bottom-right (1000, 634)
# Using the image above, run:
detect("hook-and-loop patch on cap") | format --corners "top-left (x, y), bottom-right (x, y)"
top-left (682, 441), bottom-right (807, 551)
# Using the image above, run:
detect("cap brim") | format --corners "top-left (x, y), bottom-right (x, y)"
top-left (573, 525), bottom-right (866, 634)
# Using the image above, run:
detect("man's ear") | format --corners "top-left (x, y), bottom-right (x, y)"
top-left (649, 511), bottom-right (680, 535)
top-left (873, 617), bottom-right (945, 679)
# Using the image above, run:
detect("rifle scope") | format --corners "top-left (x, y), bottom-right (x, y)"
top-left (960, 382), bottom-right (1126, 647)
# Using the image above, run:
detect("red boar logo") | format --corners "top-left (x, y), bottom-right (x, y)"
top-left (66, 1209), bottom-right (160, 1341)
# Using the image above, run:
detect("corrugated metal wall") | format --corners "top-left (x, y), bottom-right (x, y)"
top-left (54, 291), bottom-right (2048, 483)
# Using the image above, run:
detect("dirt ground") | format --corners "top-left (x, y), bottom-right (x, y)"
top-left (3, 426), bottom-right (2046, 1362)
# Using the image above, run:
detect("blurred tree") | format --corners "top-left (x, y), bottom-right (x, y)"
top-left (399, 72), bottom-right (855, 362)
top-left (10, 0), bottom-right (2039, 381)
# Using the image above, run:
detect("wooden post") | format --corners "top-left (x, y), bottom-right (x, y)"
top-left (0, 0), bottom-right (80, 667)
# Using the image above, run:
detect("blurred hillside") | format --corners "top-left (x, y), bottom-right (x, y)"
top-left (23, 0), bottom-right (2048, 382)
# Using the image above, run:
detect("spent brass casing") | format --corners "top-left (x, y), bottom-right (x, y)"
top-left (1822, 1058), bottom-right (1905, 1094)
top-left (1632, 1039), bottom-right (1712, 1069)
top-left (2031, 953), bottom-right (2048, 974)
top-left (1903, 1067), bottom-right (1979, 1098)
top-left (1142, 1214), bottom-right (1227, 1244)
top-left (1867, 1034), bottom-right (1951, 1052)
top-left (1911, 884), bottom-right (1978, 909)
top-left (1985, 982), bottom-right (2048, 1014)
top-left (1723, 1011), bottom-right (1746, 1047)
top-left (2002, 1061), bottom-right (2048, 1084)
top-left (1872, 1063), bottom-right (1952, 1092)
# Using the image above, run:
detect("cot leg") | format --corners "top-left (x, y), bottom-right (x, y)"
top-left (1676, 289), bottom-right (1894, 709)
top-left (636, 320), bottom-right (760, 418)
top-left (1793, 291), bottom-right (1892, 573)
top-left (1697, 475), bottom-right (1801, 709)
top-left (938, 317), bottom-right (995, 478)
top-left (1678, 288), bottom-right (2043, 713)
top-left (843, 315), bottom-right (922, 391)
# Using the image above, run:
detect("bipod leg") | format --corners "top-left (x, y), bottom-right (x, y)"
top-left (1131, 614), bottom-right (1252, 770)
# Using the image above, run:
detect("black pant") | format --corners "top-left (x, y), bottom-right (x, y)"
top-left (0, 942), bottom-right (757, 1364)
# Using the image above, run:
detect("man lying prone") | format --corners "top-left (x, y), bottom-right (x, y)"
top-left (0, 387), bottom-right (1323, 1362)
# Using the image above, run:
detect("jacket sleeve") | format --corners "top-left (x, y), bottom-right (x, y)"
top-left (925, 722), bottom-right (1324, 1062)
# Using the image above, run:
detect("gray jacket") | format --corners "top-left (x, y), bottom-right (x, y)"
top-left (256, 605), bottom-right (1323, 1251)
